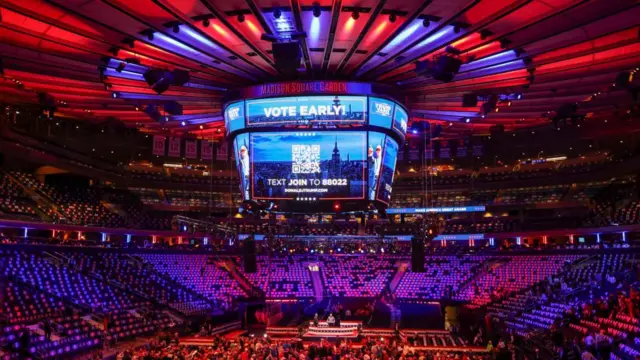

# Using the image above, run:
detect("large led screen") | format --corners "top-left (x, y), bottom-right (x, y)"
top-left (225, 101), bottom-right (245, 134)
top-left (376, 136), bottom-right (399, 204)
top-left (245, 96), bottom-right (367, 127)
top-left (367, 132), bottom-right (386, 200)
top-left (369, 97), bottom-right (395, 129)
top-left (393, 106), bottom-right (408, 137)
top-left (234, 133), bottom-right (250, 200)
top-left (250, 131), bottom-right (366, 200)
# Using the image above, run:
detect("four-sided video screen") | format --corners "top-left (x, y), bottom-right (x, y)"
top-left (228, 95), bottom-right (404, 206)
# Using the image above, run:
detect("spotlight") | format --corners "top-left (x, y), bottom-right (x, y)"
top-left (422, 19), bottom-right (430, 27)
top-left (180, 121), bottom-right (186, 126)
top-left (238, 14), bottom-right (245, 23)
top-left (111, 92), bottom-right (119, 99)
top-left (273, 7), bottom-right (282, 19)
top-left (351, 11), bottom-right (359, 20)
top-left (412, 129), bottom-right (417, 134)
top-left (203, 19), bottom-right (210, 27)
top-left (116, 62), bottom-right (126, 73)
top-left (312, 2), bottom-right (321, 18)
top-left (389, 13), bottom-right (396, 23)
top-left (465, 118), bottom-right (471, 123)
top-left (147, 31), bottom-right (154, 41)
top-left (172, 24), bottom-right (180, 33)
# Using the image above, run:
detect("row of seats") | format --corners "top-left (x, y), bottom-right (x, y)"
top-left (68, 253), bottom-right (213, 315)
top-left (243, 256), bottom-right (314, 298)
top-left (0, 250), bottom-right (145, 311)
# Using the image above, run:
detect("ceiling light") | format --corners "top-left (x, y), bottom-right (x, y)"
top-left (422, 19), bottom-right (430, 27)
top-left (312, 2), bottom-right (321, 18)
top-left (238, 14), bottom-right (245, 23)
top-left (389, 13), bottom-right (396, 23)
top-left (203, 19), bottom-right (210, 27)
top-left (273, 8), bottom-right (282, 19)
top-left (351, 11), bottom-right (359, 20)
top-left (172, 24), bottom-right (180, 33)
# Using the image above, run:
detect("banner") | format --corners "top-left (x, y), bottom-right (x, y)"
top-left (472, 144), bottom-right (483, 156)
top-left (425, 142), bottom-right (434, 159)
top-left (243, 81), bottom-right (373, 98)
top-left (216, 141), bottom-right (228, 160)
top-left (439, 140), bottom-right (450, 158)
top-left (185, 140), bottom-right (197, 159)
top-left (456, 139), bottom-right (468, 158)
top-left (152, 136), bottom-right (165, 156)
top-left (168, 137), bottom-right (181, 157)
top-left (201, 141), bottom-right (213, 160)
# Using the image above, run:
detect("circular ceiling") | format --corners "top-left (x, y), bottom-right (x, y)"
top-left (0, 0), bottom-right (638, 139)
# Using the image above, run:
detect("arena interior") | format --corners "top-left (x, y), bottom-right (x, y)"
top-left (1, 0), bottom-right (640, 359)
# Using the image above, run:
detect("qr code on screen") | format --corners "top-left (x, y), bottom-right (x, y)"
top-left (292, 145), bottom-right (320, 174)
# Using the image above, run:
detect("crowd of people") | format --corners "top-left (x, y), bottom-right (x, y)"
top-left (116, 336), bottom-right (495, 360)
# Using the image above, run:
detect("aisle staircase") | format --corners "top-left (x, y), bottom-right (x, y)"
top-left (389, 260), bottom-right (409, 294)
top-left (388, 304), bottom-right (402, 329)
top-left (221, 260), bottom-right (263, 297)
top-left (308, 263), bottom-right (324, 302)
top-left (2, 171), bottom-right (66, 222)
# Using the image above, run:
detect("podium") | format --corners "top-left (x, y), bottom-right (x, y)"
top-left (304, 321), bottom-right (361, 338)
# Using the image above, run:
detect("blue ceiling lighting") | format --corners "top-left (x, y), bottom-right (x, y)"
top-left (186, 117), bottom-right (224, 125)
top-left (460, 50), bottom-right (520, 72)
top-left (151, 32), bottom-right (254, 79)
top-left (117, 93), bottom-right (212, 101)
top-left (413, 110), bottom-right (479, 118)
top-left (452, 60), bottom-right (525, 81)
top-left (106, 59), bottom-right (148, 74)
top-left (153, 32), bottom-right (201, 56)
top-left (389, 21), bottom-right (423, 47)
top-left (172, 113), bottom-right (221, 121)
top-left (179, 26), bottom-right (222, 53)
top-left (309, 15), bottom-right (322, 44)
top-left (265, 9), bottom-right (298, 40)
top-left (374, 27), bottom-right (457, 76)
top-left (103, 68), bottom-right (145, 81)
top-left (357, 20), bottom-right (430, 76)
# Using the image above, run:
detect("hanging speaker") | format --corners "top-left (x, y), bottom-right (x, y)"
top-left (243, 237), bottom-right (257, 273)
